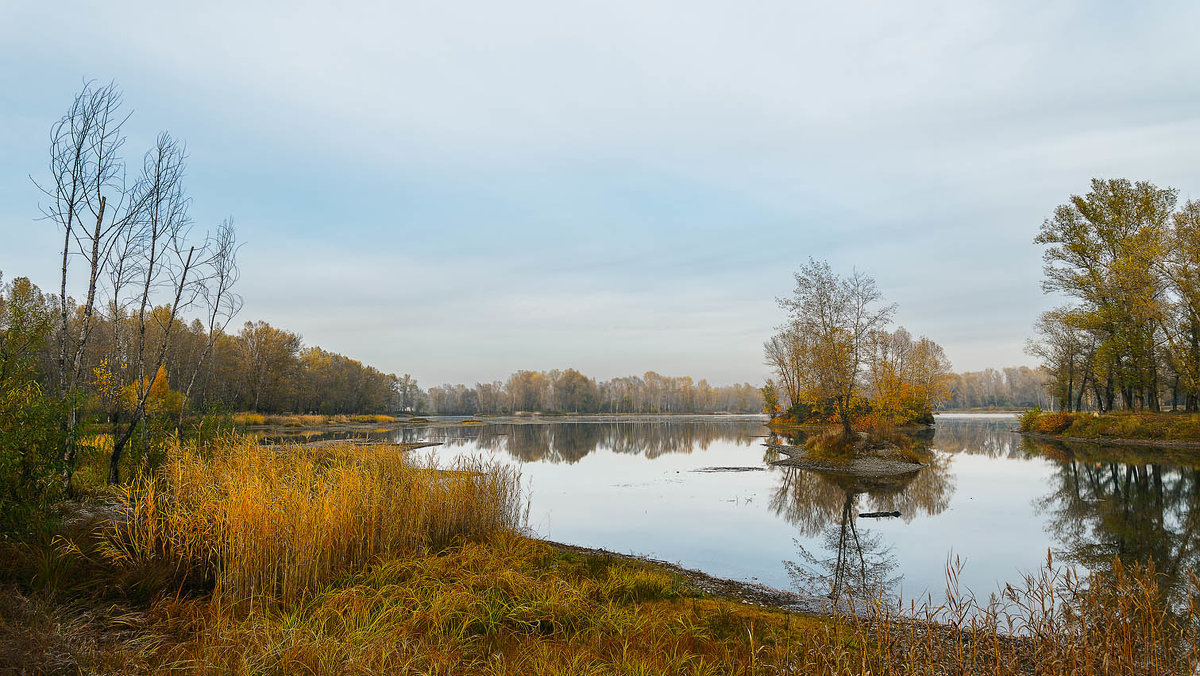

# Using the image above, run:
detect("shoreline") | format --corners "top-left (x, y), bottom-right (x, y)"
top-left (1023, 431), bottom-right (1200, 451)
top-left (540, 538), bottom-right (838, 615)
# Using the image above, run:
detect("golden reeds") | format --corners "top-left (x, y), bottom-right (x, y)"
top-left (102, 436), bottom-right (523, 603)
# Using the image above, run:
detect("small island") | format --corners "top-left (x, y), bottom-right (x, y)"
top-left (760, 260), bottom-right (948, 477)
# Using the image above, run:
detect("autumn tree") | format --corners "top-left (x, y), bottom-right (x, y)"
top-left (1035, 178), bottom-right (1174, 411)
top-left (506, 370), bottom-right (547, 412)
top-left (1163, 199), bottom-right (1200, 410)
top-left (1026, 308), bottom-right (1091, 411)
top-left (865, 327), bottom-right (951, 425)
top-left (238, 321), bottom-right (302, 411)
top-left (550, 369), bottom-right (598, 413)
top-left (772, 259), bottom-right (896, 437)
top-left (761, 380), bottom-right (781, 417)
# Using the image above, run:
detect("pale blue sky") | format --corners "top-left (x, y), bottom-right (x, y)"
top-left (3, 1), bottom-right (1199, 386)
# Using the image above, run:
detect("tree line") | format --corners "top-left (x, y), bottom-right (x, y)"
top-left (1029, 178), bottom-right (1200, 412)
top-left (424, 369), bottom-right (762, 415)
top-left (943, 366), bottom-right (1053, 411)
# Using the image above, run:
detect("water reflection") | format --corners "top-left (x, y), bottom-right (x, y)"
top-left (429, 419), bottom-right (766, 462)
top-left (932, 414), bottom-right (1027, 458)
top-left (260, 417), bottom-right (767, 463)
top-left (770, 431), bottom-right (955, 599)
top-left (1025, 436), bottom-right (1200, 599)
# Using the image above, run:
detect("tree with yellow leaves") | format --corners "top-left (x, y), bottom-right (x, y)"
top-left (771, 259), bottom-right (897, 437)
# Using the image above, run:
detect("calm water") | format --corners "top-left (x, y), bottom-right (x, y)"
top-left (268, 414), bottom-right (1200, 604)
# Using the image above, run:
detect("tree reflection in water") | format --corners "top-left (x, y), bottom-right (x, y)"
top-left (425, 419), bottom-right (766, 463)
top-left (1026, 436), bottom-right (1200, 600)
top-left (771, 431), bottom-right (955, 600)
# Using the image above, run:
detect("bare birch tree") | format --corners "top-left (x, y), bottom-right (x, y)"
top-left (107, 133), bottom-right (203, 484)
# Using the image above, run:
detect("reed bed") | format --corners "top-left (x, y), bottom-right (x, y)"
top-left (101, 436), bottom-right (524, 603)
top-left (827, 554), bottom-right (1200, 675)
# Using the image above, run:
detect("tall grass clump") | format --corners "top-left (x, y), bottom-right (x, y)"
top-left (101, 436), bottom-right (523, 603)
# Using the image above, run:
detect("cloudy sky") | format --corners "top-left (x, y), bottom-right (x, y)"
top-left (3, 1), bottom-right (1199, 387)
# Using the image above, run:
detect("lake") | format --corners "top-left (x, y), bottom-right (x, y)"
top-left (265, 413), bottom-right (1200, 606)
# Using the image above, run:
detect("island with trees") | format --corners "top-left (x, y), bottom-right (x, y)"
top-left (760, 259), bottom-right (952, 475)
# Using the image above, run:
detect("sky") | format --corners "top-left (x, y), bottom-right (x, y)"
top-left (3, 1), bottom-right (1200, 388)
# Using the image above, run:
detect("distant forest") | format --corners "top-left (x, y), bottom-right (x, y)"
top-left (2, 271), bottom-right (765, 417)
top-left (942, 366), bottom-right (1053, 411)
top-left (425, 371), bottom-right (763, 415)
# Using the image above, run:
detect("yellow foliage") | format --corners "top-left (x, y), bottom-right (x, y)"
top-left (117, 365), bottom-right (183, 417)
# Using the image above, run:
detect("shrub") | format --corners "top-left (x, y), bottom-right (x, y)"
top-left (1036, 411), bottom-right (1075, 435)
top-left (0, 383), bottom-right (67, 528)
top-left (1018, 406), bottom-right (1042, 432)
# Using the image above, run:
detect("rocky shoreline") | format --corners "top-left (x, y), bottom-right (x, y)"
top-left (766, 443), bottom-right (926, 477)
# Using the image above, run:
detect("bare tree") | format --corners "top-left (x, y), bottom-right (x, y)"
top-left (178, 218), bottom-right (243, 429)
top-left (107, 133), bottom-right (203, 484)
top-left (33, 81), bottom-right (146, 490)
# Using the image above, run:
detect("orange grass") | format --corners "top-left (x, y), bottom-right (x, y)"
top-left (101, 436), bottom-right (523, 603)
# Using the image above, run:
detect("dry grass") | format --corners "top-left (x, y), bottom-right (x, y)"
top-left (834, 553), bottom-right (1200, 675)
top-left (102, 534), bottom-right (834, 674)
top-left (100, 436), bottom-right (523, 603)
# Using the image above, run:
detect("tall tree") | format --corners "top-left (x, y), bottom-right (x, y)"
top-left (238, 321), bottom-right (302, 412)
top-left (1164, 200), bottom-right (1200, 410)
top-left (33, 82), bottom-right (145, 489)
top-left (774, 259), bottom-right (896, 436)
top-left (1035, 178), bottom-right (1174, 411)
